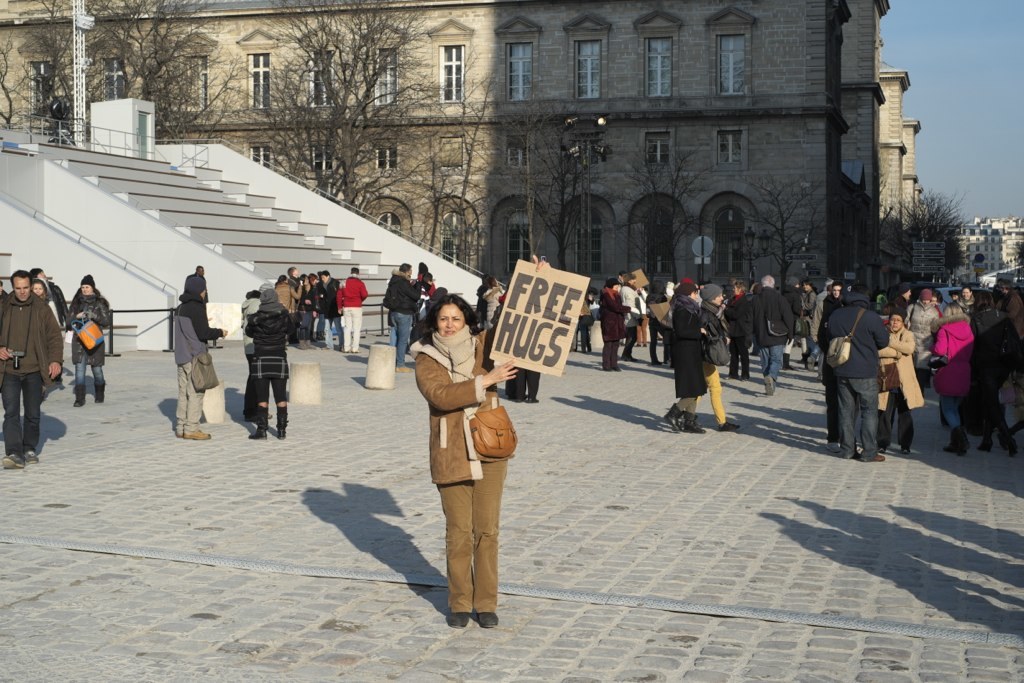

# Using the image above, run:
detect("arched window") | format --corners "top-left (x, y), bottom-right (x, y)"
top-left (506, 210), bottom-right (530, 272)
top-left (377, 212), bottom-right (401, 231)
top-left (714, 207), bottom-right (744, 275)
top-left (441, 212), bottom-right (462, 263)
top-left (575, 214), bottom-right (602, 275)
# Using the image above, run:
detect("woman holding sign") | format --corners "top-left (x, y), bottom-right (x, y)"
top-left (666, 281), bottom-right (708, 433)
top-left (411, 294), bottom-right (518, 629)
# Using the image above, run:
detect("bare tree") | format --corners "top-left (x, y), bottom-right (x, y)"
top-left (749, 176), bottom-right (826, 283)
top-left (0, 36), bottom-right (17, 126)
top-left (16, 0), bottom-right (74, 122)
top-left (880, 190), bottom-right (966, 278)
top-left (256, 0), bottom-right (431, 210)
top-left (622, 148), bottom-right (708, 281)
top-left (87, 0), bottom-right (240, 138)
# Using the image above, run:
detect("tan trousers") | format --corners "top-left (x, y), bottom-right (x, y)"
top-left (436, 459), bottom-right (508, 613)
top-left (698, 362), bottom-right (727, 426)
top-left (176, 362), bottom-right (205, 434)
top-left (343, 307), bottom-right (363, 352)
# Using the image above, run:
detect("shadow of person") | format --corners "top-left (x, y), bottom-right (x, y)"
top-left (761, 500), bottom-right (1024, 633)
top-left (302, 483), bottom-right (447, 614)
top-left (37, 413), bottom-right (68, 452)
top-left (156, 398), bottom-right (177, 427)
top-left (551, 394), bottom-right (668, 432)
top-left (222, 387), bottom-right (248, 425)
top-left (891, 505), bottom-right (1024, 563)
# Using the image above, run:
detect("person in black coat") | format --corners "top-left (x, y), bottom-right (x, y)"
top-left (970, 290), bottom-right (1016, 455)
top-left (751, 275), bottom-right (794, 396)
top-left (724, 280), bottom-right (753, 380)
top-left (665, 282), bottom-right (707, 433)
top-left (244, 285), bottom-right (295, 440)
top-left (646, 281), bottom-right (668, 365)
top-left (782, 277), bottom-right (803, 370)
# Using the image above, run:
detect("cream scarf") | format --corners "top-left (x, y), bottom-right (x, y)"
top-left (431, 326), bottom-right (485, 479)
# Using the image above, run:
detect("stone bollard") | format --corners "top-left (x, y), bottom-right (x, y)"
top-left (290, 362), bottom-right (322, 405)
top-left (202, 382), bottom-right (226, 424)
top-left (365, 344), bottom-right (397, 390)
top-left (590, 320), bottom-right (604, 351)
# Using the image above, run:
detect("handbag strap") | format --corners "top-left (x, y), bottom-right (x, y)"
top-left (847, 307), bottom-right (866, 336)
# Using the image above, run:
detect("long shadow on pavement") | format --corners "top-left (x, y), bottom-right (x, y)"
top-left (302, 483), bottom-right (447, 615)
top-left (762, 500), bottom-right (1024, 633)
top-left (551, 394), bottom-right (671, 432)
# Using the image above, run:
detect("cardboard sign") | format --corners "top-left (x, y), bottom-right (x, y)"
top-left (207, 302), bottom-right (242, 338)
top-left (649, 301), bottom-right (671, 327)
top-left (629, 269), bottom-right (649, 290)
top-left (490, 260), bottom-right (590, 376)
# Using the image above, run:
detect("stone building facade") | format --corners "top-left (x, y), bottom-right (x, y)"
top-left (0, 0), bottom-right (895, 286)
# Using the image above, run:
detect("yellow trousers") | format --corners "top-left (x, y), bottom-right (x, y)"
top-left (697, 362), bottom-right (727, 426)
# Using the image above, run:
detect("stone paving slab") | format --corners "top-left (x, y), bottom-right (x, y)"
top-left (0, 343), bottom-right (1021, 681)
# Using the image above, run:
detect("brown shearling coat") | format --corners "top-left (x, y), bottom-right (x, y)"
top-left (878, 325), bottom-right (924, 411)
top-left (413, 332), bottom-right (513, 485)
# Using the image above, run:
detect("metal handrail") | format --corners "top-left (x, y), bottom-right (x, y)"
top-left (155, 138), bottom-right (487, 279)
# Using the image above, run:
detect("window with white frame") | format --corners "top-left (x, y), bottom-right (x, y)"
top-left (30, 61), bottom-right (53, 113)
top-left (718, 35), bottom-right (745, 95)
top-left (103, 58), bottom-right (125, 101)
top-left (309, 51), bottom-right (333, 107)
top-left (251, 53), bottom-right (271, 109)
top-left (439, 136), bottom-right (464, 170)
top-left (506, 138), bottom-right (526, 167)
top-left (506, 210), bottom-right (531, 272)
top-left (508, 43), bottom-right (532, 101)
top-left (646, 38), bottom-right (671, 97)
top-left (441, 45), bottom-right (464, 102)
top-left (378, 212), bottom-right (401, 230)
top-left (312, 145), bottom-right (333, 171)
top-left (195, 56), bottom-right (209, 110)
top-left (250, 145), bottom-right (272, 168)
top-left (376, 145), bottom-right (398, 171)
top-left (576, 40), bottom-right (600, 99)
top-left (442, 212), bottom-right (463, 262)
top-left (645, 132), bottom-right (670, 165)
top-left (717, 130), bottom-right (742, 164)
top-left (375, 48), bottom-right (398, 105)
top-left (575, 216), bottom-right (602, 275)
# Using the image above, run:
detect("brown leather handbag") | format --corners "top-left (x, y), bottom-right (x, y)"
top-left (878, 362), bottom-right (900, 392)
top-left (469, 407), bottom-right (518, 458)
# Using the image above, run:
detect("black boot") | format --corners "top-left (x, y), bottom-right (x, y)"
top-left (682, 412), bottom-right (706, 434)
top-left (249, 408), bottom-right (268, 440)
top-left (94, 383), bottom-right (105, 404)
top-left (978, 429), bottom-right (993, 452)
top-left (783, 353), bottom-right (793, 370)
top-left (73, 385), bottom-right (86, 407)
top-left (997, 426), bottom-right (1017, 456)
top-left (943, 427), bottom-right (968, 455)
top-left (664, 405), bottom-right (683, 433)
top-left (276, 408), bottom-right (288, 440)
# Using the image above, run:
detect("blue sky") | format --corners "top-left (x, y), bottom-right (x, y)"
top-left (880, 1), bottom-right (1023, 220)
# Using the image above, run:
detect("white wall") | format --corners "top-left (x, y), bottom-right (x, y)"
top-left (157, 143), bottom-right (481, 299)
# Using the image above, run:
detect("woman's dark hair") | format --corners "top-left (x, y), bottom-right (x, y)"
top-left (973, 290), bottom-right (994, 313)
top-left (423, 293), bottom-right (479, 338)
top-left (70, 287), bottom-right (106, 306)
top-left (882, 303), bottom-right (904, 320)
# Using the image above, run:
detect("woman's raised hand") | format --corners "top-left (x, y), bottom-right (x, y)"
top-left (483, 361), bottom-right (518, 387)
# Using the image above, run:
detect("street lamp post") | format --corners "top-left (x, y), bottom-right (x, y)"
top-left (743, 225), bottom-right (772, 285)
top-left (563, 116), bottom-right (609, 270)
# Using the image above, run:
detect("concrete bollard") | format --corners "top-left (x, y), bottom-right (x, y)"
top-left (590, 320), bottom-right (604, 351)
top-left (290, 362), bottom-right (322, 405)
top-left (365, 344), bottom-right (397, 390)
top-left (202, 383), bottom-right (226, 424)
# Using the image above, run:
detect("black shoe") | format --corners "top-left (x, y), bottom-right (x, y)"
top-left (477, 612), bottom-right (499, 628)
top-left (612, 367), bottom-right (622, 372)
top-left (24, 449), bottom-right (38, 464)
top-left (978, 439), bottom-right (993, 452)
top-left (664, 405), bottom-right (683, 433)
top-left (446, 612), bottom-right (471, 628)
top-left (3, 453), bottom-right (26, 469)
top-left (651, 361), bottom-right (663, 366)
top-left (718, 422), bottom-right (740, 432)
top-left (524, 397), bottom-right (538, 404)
top-left (900, 447), bottom-right (911, 455)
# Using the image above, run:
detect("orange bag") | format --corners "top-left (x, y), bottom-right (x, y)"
top-left (72, 320), bottom-right (105, 350)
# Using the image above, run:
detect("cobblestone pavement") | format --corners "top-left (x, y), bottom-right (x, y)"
top-left (1, 341), bottom-right (1021, 682)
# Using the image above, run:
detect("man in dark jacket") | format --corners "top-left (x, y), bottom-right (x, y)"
top-left (816, 280), bottom-right (845, 451)
top-left (827, 283), bottom-right (889, 463)
top-left (174, 275), bottom-right (226, 440)
top-left (384, 263), bottom-right (421, 371)
top-left (317, 271), bottom-right (343, 351)
top-left (782, 277), bottom-right (803, 370)
top-left (751, 275), bottom-right (794, 396)
top-left (1, 270), bottom-right (64, 469)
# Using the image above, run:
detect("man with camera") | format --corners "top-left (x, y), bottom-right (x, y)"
top-left (1, 270), bottom-right (64, 469)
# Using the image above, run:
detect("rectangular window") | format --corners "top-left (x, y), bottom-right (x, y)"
top-left (195, 56), bottom-right (209, 110)
top-left (309, 51), bottom-right (333, 107)
top-left (506, 144), bottom-right (526, 168)
top-left (646, 38), bottom-right (671, 97)
top-left (576, 40), bottom-right (600, 99)
top-left (441, 45), bottom-right (464, 102)
top-left (30, 61), bottom-right (53, 113)
top-left (645, 132), bottom-right (670, 164)
top-left (575, 222), bottom-right (602, 275)
top-left (439, 136), bottom-right (464, 170)
top-left (718, 35), bottom-right (745, 95)
top-left (508, 43), bottom-right (532, 101)
top-left (251, 145), bottom-right (273, 168)
top-left (717, 130), bottom-right (742, 164)
top-left (375, 48), bottom-right (398, 105)
top-left (506, 212), bottom-right (531, 273)
top-left (376, 145), bottom-right (398, 170)
top-left (251, 53), bottom-right (271, 109)
top-left (312, 145), bottom-right (332, 171)
top-left (104, 58), bottom-right (125, 101)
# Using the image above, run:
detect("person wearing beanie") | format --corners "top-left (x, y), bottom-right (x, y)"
top-left (173, 275), bottom-right (226, 440)
top-left (599, 278), bottom-right (631, 371)
top-left (907, 287), bottom-right (942, 390)
top-left (664, 280), bottom-right (707, 432)
top-left (68, 275), bottom-right (111, 407)
top-left (244, 282), bottom-right (295, 440)
top-left (697, 284), bottom-right (739, 432)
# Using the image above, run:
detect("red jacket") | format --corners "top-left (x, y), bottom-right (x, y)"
top-left (338, 276), bottom-right (369, 309)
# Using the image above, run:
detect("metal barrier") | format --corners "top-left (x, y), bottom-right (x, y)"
top-left (105, 308), bottom-right (176, 355)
